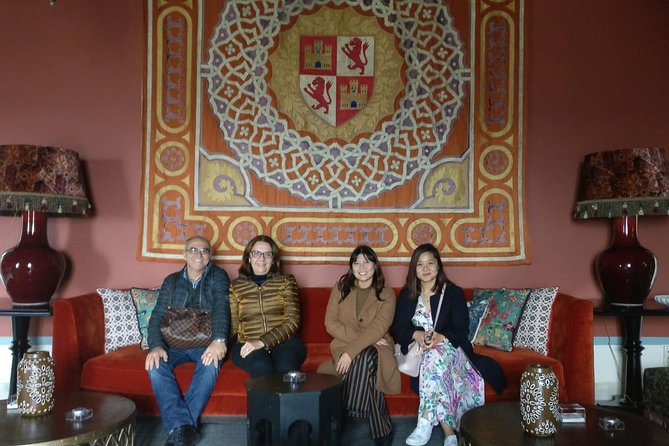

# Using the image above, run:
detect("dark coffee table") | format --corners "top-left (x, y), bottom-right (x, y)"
top-left (246, 372), bottom-right (341, 446)
top-left (0, 391), bottom-right (136, 445)
top-left (459, 401), bottom-right (669, 445)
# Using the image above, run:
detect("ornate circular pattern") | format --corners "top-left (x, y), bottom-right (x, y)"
top-left (408, 219), bottom-right (441, 248)
top-left (481, 146), bottom-right (511, 179)
top-left (158, 143), bottom-right (188, 175)
top-left (204, 1), bottom-right (466, 206)
top-left (230, 219), bottom-right (261, 250)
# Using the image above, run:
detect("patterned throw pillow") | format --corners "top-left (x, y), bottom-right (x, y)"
top-left (513, 287), bottom-right (559, 355)
top-left (97, 288), bottom-right (142, 353)
top-left (131, 287), bottom-right (160, 350)
top-left (467, 289), bottom-right (491, 342)
top-left (472, 288), bottom-right (531, 351)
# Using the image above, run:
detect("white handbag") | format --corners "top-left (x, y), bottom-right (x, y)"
top-left (394, 341), bottom-right (423, 377)
top-left (394, 285), bottom-right (446, 377)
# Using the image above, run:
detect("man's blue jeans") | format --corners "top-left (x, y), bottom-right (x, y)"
top-left (148, 347), bottom-right (220, 434)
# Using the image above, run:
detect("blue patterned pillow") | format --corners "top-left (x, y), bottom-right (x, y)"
top-left (467, 289), bottom-right (491, 342)
top-left (130, 287), bottom-right (160, 350)
top-left (472, 288), bottom-right (531, 351)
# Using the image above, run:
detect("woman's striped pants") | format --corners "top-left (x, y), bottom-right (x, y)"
top-left (341, 346), bottom-right (393, 439)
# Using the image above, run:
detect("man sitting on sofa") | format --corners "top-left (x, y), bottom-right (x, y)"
top-left (145, 236), bottom-right (231, 446)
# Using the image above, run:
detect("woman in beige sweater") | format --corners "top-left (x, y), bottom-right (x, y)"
top-left (318, 245), bottom-right (400, 446)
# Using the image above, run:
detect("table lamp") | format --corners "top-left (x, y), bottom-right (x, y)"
top-left (0, 144), bottom-right (91, 306)
top-left (573, 147), bottom-right (669, 306)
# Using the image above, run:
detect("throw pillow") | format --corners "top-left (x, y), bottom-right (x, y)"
top-left (472, 288), bottom-right (531, 351)
top-left (130, 287), bottom-right (160, 350)
top-left (97, 288), bottom-right (142, 353)
top-left (513, 287), bottom-right (559, 355)
top-left (467, 289), bottom-right (491, 342)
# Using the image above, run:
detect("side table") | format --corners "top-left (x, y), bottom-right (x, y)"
top-left (0, 391), bottom-right (136, 445)
top-left (246, 372), bottom-right (341, 446)
top-left (594, 304), bottom-right (669, 412)
top-left (0, 298), bottom-right (52, 402)
top-left (459, 401), bottom-right (669, 445)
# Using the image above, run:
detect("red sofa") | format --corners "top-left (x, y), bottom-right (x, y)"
top-left (52, 288), bottom-right (594, 416)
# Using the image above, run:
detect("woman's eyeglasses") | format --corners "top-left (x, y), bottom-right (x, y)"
top-left (186, 247), bottom-right (211, 256)
top-left (250, 250), bottom-right (274, 260)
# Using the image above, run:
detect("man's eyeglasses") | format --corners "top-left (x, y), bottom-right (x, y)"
top-left (250, 250), bottom-right (274, 260)
top-left (186, 247), bottom-right (211, 256)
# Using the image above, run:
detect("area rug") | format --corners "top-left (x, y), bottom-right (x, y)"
top-left (140, 0), bottom-right (529, 265)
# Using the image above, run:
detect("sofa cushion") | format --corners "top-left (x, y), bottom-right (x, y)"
top-left (473, 288), bottom-right (531, 351)
top-left (130, 287), bottom-right (160, 350)
top-left (97, 288), bottom-right (142, 353)
top-left (513, 287), bottom-right (558, 355)
top-left (467, 290), bottom-right (491, 342)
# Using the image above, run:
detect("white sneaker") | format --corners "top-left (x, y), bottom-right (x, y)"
top-left (405, 417), bottom-right (432, 446)
top-left (444, 434), bottom-right (458, 446)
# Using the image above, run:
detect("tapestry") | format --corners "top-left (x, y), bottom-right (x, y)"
top-left (140, 0), bottom-right (529, 265)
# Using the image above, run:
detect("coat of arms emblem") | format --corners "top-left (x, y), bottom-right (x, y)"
top-left (299, 35), bottom-right (374, 126)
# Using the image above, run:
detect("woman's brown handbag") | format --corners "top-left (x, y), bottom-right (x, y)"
top-left (159, 275), bottom-right (212, 349)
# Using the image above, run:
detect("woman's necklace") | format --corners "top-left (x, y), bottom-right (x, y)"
top-left (421, 291), bottom-right (431, 313)
top-left (421, 280), bottom-right (436, 313)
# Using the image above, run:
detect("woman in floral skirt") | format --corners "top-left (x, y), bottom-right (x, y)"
top-left (391, 244), bottom-right (506, 446)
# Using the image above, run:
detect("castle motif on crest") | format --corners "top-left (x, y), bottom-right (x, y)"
top-left (303, 40), bottom-right (333, 70)
top-left (339, 79), bottom-right (368, 110)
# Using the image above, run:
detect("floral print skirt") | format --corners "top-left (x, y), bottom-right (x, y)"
top-left (419, 342), bottom-right (484, 430)
top-left (413, 298), bottom-right (484, 430)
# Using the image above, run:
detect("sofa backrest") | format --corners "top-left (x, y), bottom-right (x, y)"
top-left (298, 287), bottom-right (335, 343)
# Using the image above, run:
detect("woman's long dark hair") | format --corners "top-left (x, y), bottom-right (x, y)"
top-left (337, 245), bottom-right (386, 301)
top-left (402, 243), bottom-right (449, 300)
top-left (238, 235), bottom-right (281, 279)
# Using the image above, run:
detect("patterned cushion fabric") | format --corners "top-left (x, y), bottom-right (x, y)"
top-left (130, 287), bottom-right (160, 350)
top-left (472, 288), bottom-right (531, 351)
top-left (467, 289), bottom-right (491, 342)
top-left (97, 288), bottom-right (142, 353)
top-left (513, 287), bottom-right (559, 355)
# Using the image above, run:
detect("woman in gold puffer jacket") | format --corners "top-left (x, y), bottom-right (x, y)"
top-left (229, 235), bottom-right (305, 377)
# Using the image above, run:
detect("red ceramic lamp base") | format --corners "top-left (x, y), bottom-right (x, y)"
top-left (0, 210), bottom-right (66, 306)
top-left (595, 215), bottom-right (657, 306)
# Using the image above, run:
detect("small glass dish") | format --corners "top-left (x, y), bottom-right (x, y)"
top-left (558, 403), bottom-right (585, 423)
top-left (283, 370), bottom-right (306, 383)
top-left (65, 407), bottom-right (93, 422)
top-left (598, 416), bottom-right (624, 431)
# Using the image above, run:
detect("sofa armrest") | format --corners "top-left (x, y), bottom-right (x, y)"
top-left (52, 293), bottom-right (106, 395)
top-left (547, 293), bottom-right (594, 404)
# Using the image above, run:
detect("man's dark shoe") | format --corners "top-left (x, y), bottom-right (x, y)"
top-left (164, 426), bottom-right (182, 446)
top-left (165, 425), bottom-right (200, 446)
top-left (181, 425), bottom-right (200, 445)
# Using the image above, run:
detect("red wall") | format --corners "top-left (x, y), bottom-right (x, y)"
top-left (1, 1), bottom-right (668, 336)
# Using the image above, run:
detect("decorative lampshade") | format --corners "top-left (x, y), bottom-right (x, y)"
top-left (0, 144), bottom-right (91, 306)
top-left (574, 147), bottom-right (669, 306)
